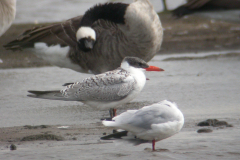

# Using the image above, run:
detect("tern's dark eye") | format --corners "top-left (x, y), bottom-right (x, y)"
top-left (138, 62), bottom-right (148, 68)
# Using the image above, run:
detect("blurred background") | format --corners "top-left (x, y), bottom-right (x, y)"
top-left (1, 0), bottom-right (239, 69)
top-left (14, 0), bottom-right (187, 24)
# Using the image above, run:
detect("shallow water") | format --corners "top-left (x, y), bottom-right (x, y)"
top-left (14, 0), bottom-right (186, 24)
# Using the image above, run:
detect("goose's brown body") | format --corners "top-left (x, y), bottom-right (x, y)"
top-left (4, 0), bottom-right (163, 74)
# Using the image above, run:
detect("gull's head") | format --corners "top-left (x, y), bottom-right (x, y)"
top-left (76, 26), bottom-right (96, 52)
top-left (158, 100), bottom-right (178, 109)
top-left (121, 57), bottom-right (164, 72)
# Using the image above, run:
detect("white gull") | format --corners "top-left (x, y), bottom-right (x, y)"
top-left (101, 100), bottom-right (184, 151)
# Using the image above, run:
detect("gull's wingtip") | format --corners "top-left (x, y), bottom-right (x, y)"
top-left (100, 131), bottom-right (128, 140)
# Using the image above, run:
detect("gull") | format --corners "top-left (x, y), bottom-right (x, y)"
top-left (4, 0), bottom-right (163, 74)
top-left (28, 57), bottom-right (164, 118)
top-left (101, 100), bottom-right (184, 151)
top-left (0, 0), bottom-right (16, 36)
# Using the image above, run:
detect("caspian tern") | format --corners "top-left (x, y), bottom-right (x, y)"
top-left (0, 0), bottom-right (16, 37)
top-left (28, 57), bottom-right (164, 118)
top-left (101, 100), bottom-right (184, 151)
top-left (4, 0), bottom-right (163, 74)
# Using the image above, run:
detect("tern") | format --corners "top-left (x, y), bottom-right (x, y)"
top-left (0, 0), bottom-right (16, 36)
top-left (4, 0), bottom-right (163, 74)
top-left (28, 57), bottom-right (164, 118)
top-left (101, 100), bottom-right (184, 151)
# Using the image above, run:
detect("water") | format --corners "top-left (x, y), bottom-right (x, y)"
top-left (14, 0), bottom-right (186, 24)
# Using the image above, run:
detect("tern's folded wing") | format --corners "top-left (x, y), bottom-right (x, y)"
top-left (62, 69), bottom-right (136, 101)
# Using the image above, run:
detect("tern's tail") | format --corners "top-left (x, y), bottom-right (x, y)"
top-left (28, 90), bottom-right (73, 101)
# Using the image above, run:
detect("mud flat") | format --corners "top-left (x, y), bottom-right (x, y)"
top-left (0, 5), bottom-right (240, 159)
top-left (0, 53), bottom-right (240, 159)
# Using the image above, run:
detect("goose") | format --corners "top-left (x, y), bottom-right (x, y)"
top-left (101, 100), bottom-right (184, 151)
top-left (0, 0), bottom-right (16, 36)
top-left (4, 0), bottom-right (163, 74)
top-left (28, 57), bottom-right (164, 118)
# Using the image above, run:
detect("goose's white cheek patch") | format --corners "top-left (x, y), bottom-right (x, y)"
top-left (76, 26), bottom-right (96, 41)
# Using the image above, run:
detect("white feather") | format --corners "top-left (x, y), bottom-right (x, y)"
top-left (33, 43), bottom-right (83, 72)
top-left (76, 26), bottom-right (96, 41)
top-left (0, 0), bottom-right (16, 36)
top-left (102, 100), bottom-right (184, 141)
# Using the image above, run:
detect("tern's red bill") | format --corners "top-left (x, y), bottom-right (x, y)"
top-left (145, 66), bottom-right (164, 71)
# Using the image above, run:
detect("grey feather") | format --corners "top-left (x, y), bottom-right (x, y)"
top-left (62, 82), bottom-right (74, 86)
top-left (127, 104), bottom-right (179, 129)
top-left (27, 90), bottom-right (75, 101)
top-left (4, 16), bottom-right (81, 50)
top-left (62, 68), bottom-right (136, 101)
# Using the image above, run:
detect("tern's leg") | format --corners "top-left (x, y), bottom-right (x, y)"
top-left (109, 108), bottom-right (117, 133)
top-left (109, 108), bottom-right (114, 118)
top-left (152, 139), bottom-right (155, 151)
top-left (100, 108), bottom-right (115, 121)
top-left (113, 108), bottom-right (117, 117)
top-left (109, 108), bottom-right (117, 118)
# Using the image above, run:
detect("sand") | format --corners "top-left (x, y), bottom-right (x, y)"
top-left (0, 13), bottom-right (240, 159)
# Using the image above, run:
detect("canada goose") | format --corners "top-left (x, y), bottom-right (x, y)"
top-left (28, 57), bottom-right (164, 118)
top-left (101, 100), bottom-right (184, 151)
top-left (4, 0), bottom-right (163, 74)
top-left (173, 0), bottom-right (240, 18)
top-left (0, 0), bottom-right (16, 36)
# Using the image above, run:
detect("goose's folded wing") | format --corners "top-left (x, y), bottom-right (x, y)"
top-left (4, 16), bottom-right (82, 50)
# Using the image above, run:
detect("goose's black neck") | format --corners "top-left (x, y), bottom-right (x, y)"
top-left (80, 3), bottom-right (129, 26)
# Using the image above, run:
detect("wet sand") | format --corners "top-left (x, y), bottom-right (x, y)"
top-left (0, 52), bottom-right (240, 159)
top-left (0, 9), bottom-right (240, 159)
